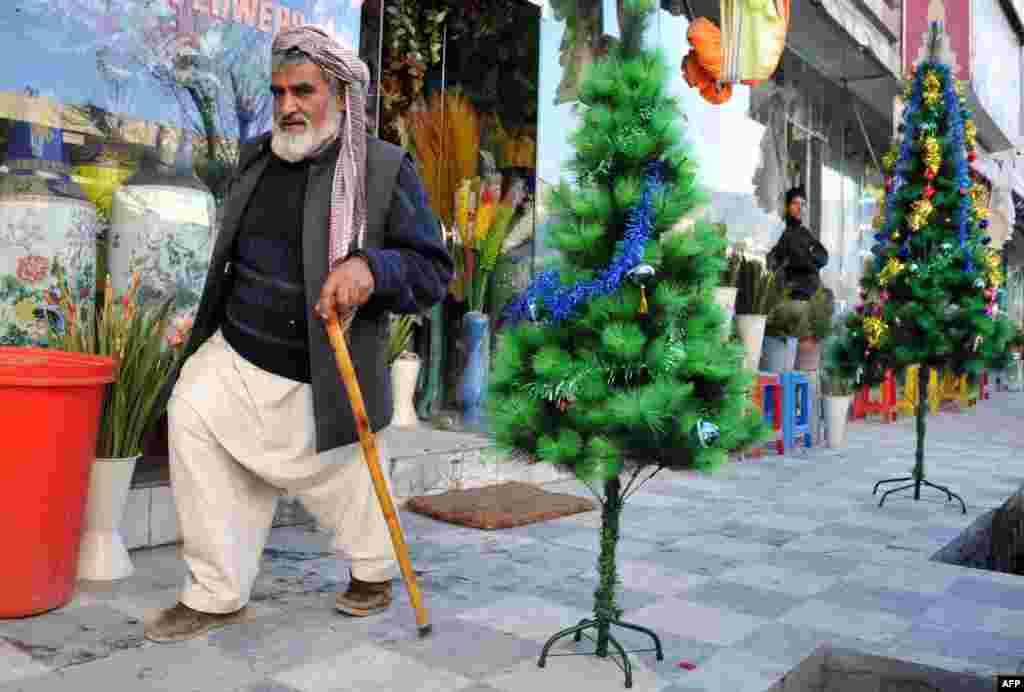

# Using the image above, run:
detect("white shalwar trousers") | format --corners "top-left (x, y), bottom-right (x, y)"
top-left (167, 329), bottom-right (399, 614)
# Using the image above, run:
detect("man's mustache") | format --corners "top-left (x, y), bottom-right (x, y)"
top-left (278, 114), bottom-right (309, 127)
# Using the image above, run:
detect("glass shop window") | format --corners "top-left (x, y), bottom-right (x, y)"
top-left (820, 165), bottom-right (877, 312)
top-left (374, 0), bottom-right (542, 408)
top-left (0, 0), bottom-right (369, 350)
top-left (375, 0), bottom-right (542, 310)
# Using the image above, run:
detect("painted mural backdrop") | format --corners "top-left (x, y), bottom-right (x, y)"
top-left (0, 0), bottom-right (363, 196)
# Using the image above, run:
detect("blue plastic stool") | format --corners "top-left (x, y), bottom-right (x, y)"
top-left (781, 371), bottom-right (813, 452)
top-left (758, 374), bottom-right (784, 455)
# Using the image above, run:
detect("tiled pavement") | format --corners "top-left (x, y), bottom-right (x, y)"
top-left (3, 394), bottom-right (1024, 691)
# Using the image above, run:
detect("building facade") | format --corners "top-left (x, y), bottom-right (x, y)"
top-left (0, 0), bottom-right (1018, 510)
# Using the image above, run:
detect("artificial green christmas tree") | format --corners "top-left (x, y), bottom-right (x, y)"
top-left (831, 24), bottom-right (1013, 514)
top-left (487, 0), bottom-right (766, 684)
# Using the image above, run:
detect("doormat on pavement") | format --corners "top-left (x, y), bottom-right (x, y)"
top-left (405, 481), bottom-right (596, 530)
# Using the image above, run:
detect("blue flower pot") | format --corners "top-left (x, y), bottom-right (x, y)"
top-left (458, 310), bottom-right (490, 429)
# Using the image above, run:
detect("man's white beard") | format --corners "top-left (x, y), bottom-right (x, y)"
top-left (271, 97), bottom-right (342, 163)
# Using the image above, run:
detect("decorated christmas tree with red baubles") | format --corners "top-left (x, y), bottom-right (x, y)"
top-left (829, 23), bottom-right (1013, 513)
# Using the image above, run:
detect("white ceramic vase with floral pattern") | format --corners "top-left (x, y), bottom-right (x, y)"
top-left (109, 127), bottom-right (214, 342)
top-left (0, 121), bottom-right (99, 347)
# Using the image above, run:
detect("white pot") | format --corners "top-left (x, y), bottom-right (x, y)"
top-left (824, 395), bottom-right (852, 449)
top-left (713, 287), bottom-right (738, 341)
top-left (77, 455), bottom-right (139, 581)
top-left (735, 314), bottom-right (767, 371)
top-left (391, 354), bottom-right (421, 428)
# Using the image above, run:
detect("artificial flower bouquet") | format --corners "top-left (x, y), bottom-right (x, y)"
top-left (451, 173), bottom-right (527, 313)
top-left (48, 268), bottom-right (187, 458)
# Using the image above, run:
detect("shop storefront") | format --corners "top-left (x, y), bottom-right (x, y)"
top-left (0, 0), bottom-right (899, 486)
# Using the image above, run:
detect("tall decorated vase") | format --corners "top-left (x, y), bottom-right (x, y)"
top-left (72, 140), bottom-right (135, 225)
top-left (0, 121), bottom-right (99, 347)
top-left (458, 310), bottom-right (490, 429)
top-left (109, 127), bottom-right (214, 336)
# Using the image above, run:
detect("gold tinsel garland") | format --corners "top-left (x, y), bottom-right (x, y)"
top-left (872, 206), bottom-right (886, 230)
top-left (908, 198), bottom-right (934, 231)
top-left (964, 120), bottom-right (977, 149)
top-left (878, 257), bottom-right (906, 286)
top-left (881, 148), bottom-right (898, 173)
top-left (922, 135), bottom-right (941, 176)
top-left (863, 316), bottom-right (888, 348)
top-left (985, 250), bottom-right (1003, 288)
top-left (922, 71), bottom-right (942, 108)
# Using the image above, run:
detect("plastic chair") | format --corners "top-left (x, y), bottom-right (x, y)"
top-left (781, 371), bottom-right (813, 452)
top-left (939, 369), bottom-right (971, 409)
top-left (896, 365), bottom-right (940, 417)
top-left (748, 373), bottom-right (783, 457)
top-left (852, 370), bottom-right (897, 422)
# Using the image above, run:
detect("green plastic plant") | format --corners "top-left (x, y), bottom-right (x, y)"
top-left (710, 224), bottom-right (741, 288)
top-left (735, 257), bottom-right (780, 315)
top-left (722, 252), bottom-right (742, 288)
top-left (765, 298), bottom-right (808, 339)
top-left (820, 333), bottom-right (856, 397)
top-left (49, 269), bottom-right (182, 459)
top-left (806, 288), bottom-right (834, 341)
top-left (387, 314), bottom-right (419, 365)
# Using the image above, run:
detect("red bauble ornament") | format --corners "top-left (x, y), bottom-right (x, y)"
top-left (925, 169), bottom-right (936, 180)
top-left (968, 150), bottom-right (977, 162)
top-left (924, 185), bottom-right (935, 199)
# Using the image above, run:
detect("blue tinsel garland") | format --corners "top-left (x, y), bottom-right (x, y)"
top-left (882, 33), bottom-right (979, 273)
top-left (878, 55), bottom-right (923, 256)
top-left (503, 161), bottom-right (666, 326)
top-left (937, 64), bottom-right (973, 269)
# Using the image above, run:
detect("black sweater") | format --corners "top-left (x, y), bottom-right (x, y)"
top-left (767, 217), bottom-right (829, 300)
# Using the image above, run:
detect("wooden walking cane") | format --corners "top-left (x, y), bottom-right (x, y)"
top-left (326, 312), bottom-right (432, 637)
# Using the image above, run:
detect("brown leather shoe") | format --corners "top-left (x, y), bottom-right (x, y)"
top-left (144, 602), bottom-right (250, 643)
top-left (335, 574), bottom-right (392, 616)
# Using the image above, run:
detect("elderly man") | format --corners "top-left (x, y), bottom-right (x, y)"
top-left (144, 26), bottom-right (452, 643)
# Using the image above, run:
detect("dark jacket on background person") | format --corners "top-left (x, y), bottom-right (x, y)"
top-left (767, 215), bottom-right (828, 300)
top-left (153, 133), bottom-right (452, 454)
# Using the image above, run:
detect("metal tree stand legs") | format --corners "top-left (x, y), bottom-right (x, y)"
top-left (538, 617), bottom-right (664, 689)
top-left (872, 365), bottom-right (967, 514)
top-left (873, 476), bottom-right (966, 514)
top-left (535, 476), bottom-right (663, 688)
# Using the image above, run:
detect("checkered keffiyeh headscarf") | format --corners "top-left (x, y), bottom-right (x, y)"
top-left (272, 25), bottom-right (369, 270)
